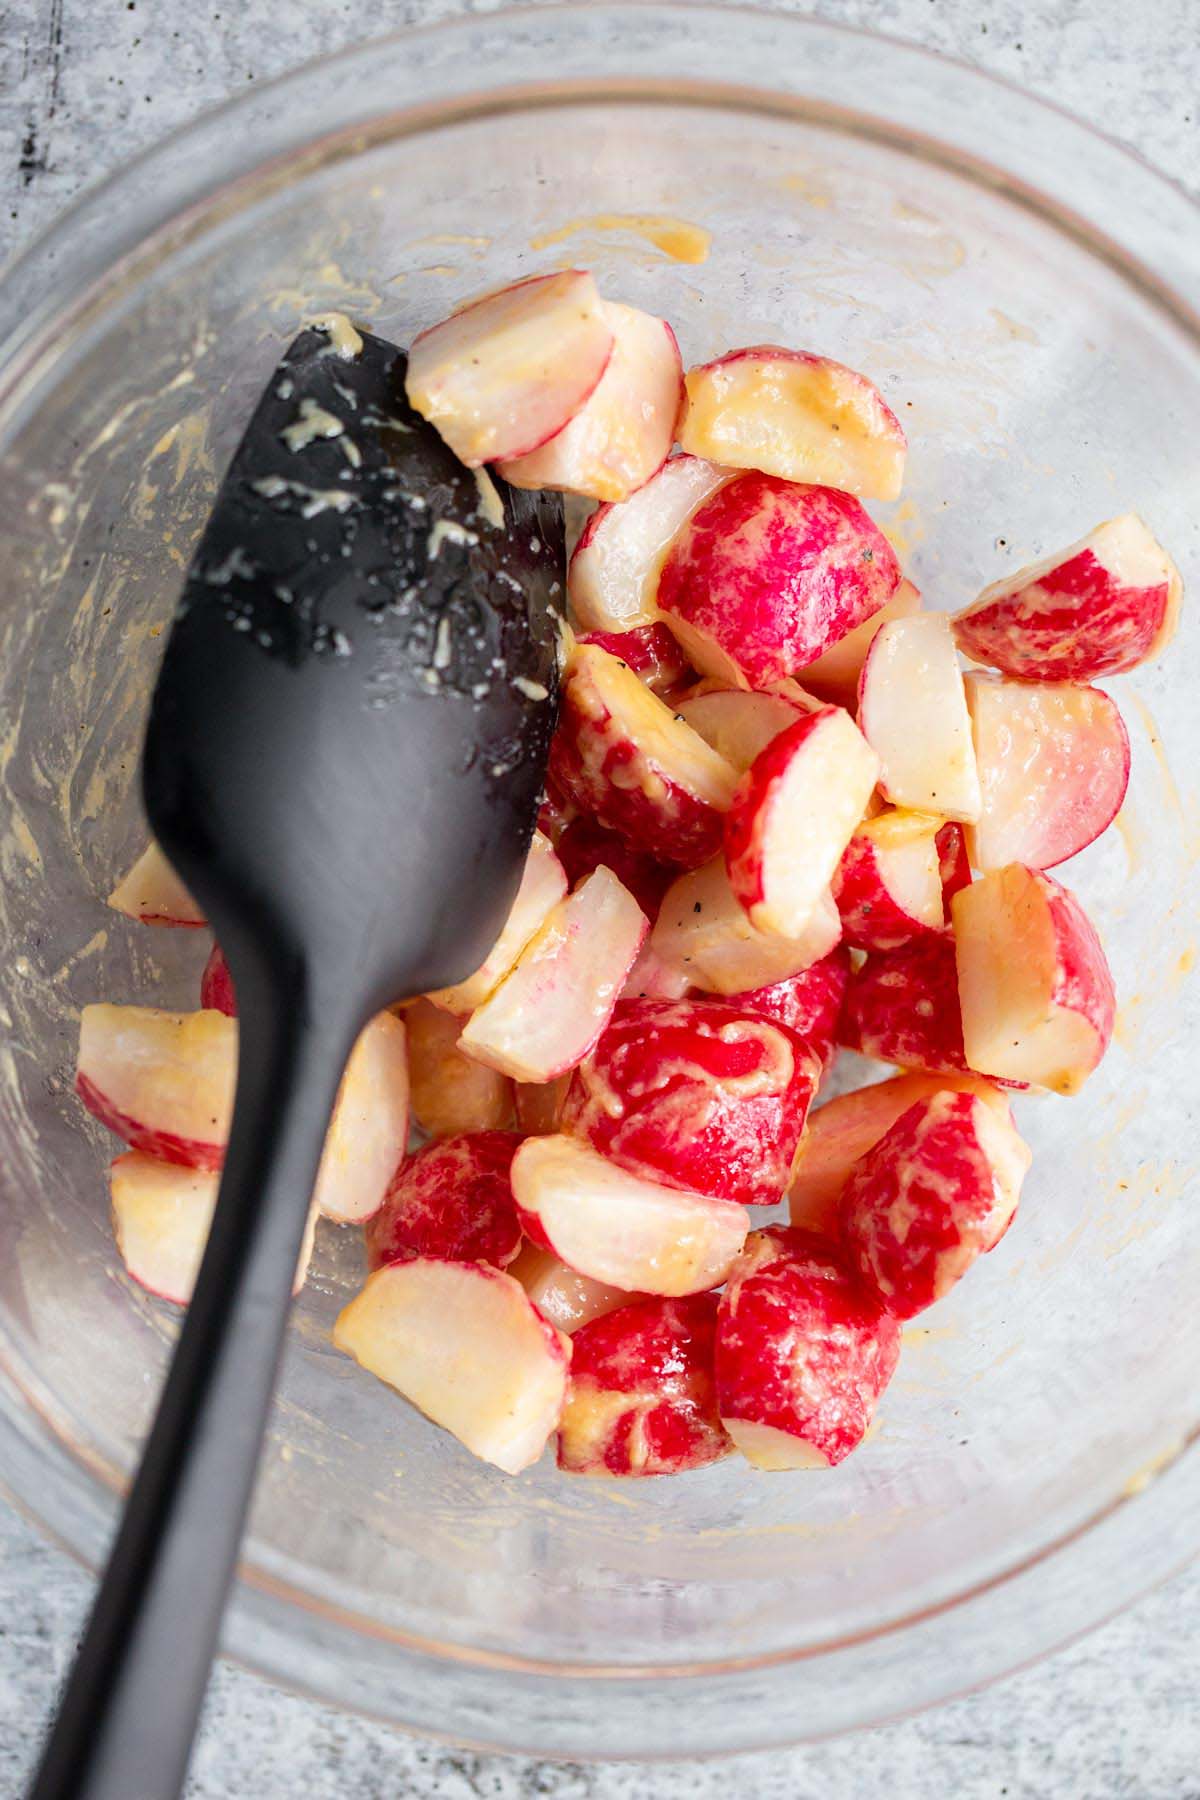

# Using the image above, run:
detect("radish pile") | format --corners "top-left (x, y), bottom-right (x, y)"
top-left (82, 269), bottom-right (1183, 1479)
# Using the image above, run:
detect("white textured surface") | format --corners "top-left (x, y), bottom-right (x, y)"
top-left (2, 0), bottom-right (1199, 1792)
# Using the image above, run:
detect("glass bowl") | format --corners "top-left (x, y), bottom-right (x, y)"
top-left (1, 4), bottom-right (1198, 1759)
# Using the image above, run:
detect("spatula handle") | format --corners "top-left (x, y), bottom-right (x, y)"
top-left (30, 996), bottom-right (357, 1800)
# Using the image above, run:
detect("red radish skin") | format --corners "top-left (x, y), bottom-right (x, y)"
top-left (838, 934), bottom-right (973, 1077)
top-left (561, 998), bottom-right (821, 1208)
top-left (839, 1091), bottom-right (1032, 1319)
top-left (107, 842), bottom-right (205, 927)
top-left (833, 809), bottom-right (945, 952)
top-left (548, 642), bottom-right (739, 867)
top-left (497, 303), bottom-right (683, 503)
top-left (954, 864), bottom-right (1115, 1094)
top-left (404, 270), bottom-right (615, 466)
top-left (200, 945), bottom-right (236, 1016)
top-left (555, 817), bottom-right (676, 920)
top-left (557, 1294), bottom-right (731, 1477)
top-left (567, 452), bottom-right (734, 634)
top-left (964, 674), bottom-right (1131, 872)
top-left (952, 513), bottom-right (1182, 681)
top-left (678, 346), bottom-right (907, 501)
top-left (334, 1259), bottom-right (572, 1475)
top-left (724, 947), bottom-right (850, 1072)
top-left (365, 1131), bottom-right (523, 1271)
top-left (511, 1134), bottom-right (749, 1297)
top-left (801, 578), bottom-right (921, 709)
top-left (936, 822), bottom-right (972, 915)
top-left (715, 1226), bottom-right (901, 1470)
top-left (656, 473), bottom-right (901, 689)
top-left (724, 708), bottom-right (880, 938)
top-left (78, 1074), bottom-right (226, 1173)
top-left (652, 857), bottom-right (842, 997)
top-left (404, 998), bottom-right (516, 1138)
top-left (578, 623), bottom-right (693, 697)
top-left (789, 1071), bottom-right (1015, 1236)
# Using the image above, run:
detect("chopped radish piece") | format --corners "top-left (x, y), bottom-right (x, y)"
top-left (513, 1076), bottom-right (570, 1136)
top-left (365, 1130), bottom-right (522, 1271)
top-left (429, 831), bottom-right (567, 1015)
top-left (840, 1091), bottom-right (1031, 1318)
top-left (964, 674), bottom-right (1130, 871)
top-left (801, 578), bottom-right (922, 708)
top-left (562, 998), bottom-right (821, 1208)
top-left (555, 816), bottom-right (675, 919)
top-left (789, 1070), bottom-right (1014, 1236)
top-left (78, 1005), bottom-right (408, 1223)
top-left (620, 940), bottom-right (693, 1002)
top-left (859, 613), bottom-right (981, 821)
top-left (558, 1294), bottom-right (731, 1476)
top-left (567, 453), bottom-right (733, 633)
top-left (404, 997), bottom-right (515, 1138)
top-left (404, 271), bottom-right (614, 466)
top-left (511, 1134), bottom-right (749, 1296)
top-left (953, 864), bottom-right (1115, 1094)
top-left (657, 473), bottom-right (901, 688)
top-left (675, 684), bottom-right (815, 774)
top-left (936, 821), bottom-right (972, 914)
top-left (199, 944), bottom-right (236, 1016)
top-left (578, 622), bottom-right (692, 696)
top-left (724, 947), bottom-right (850, 1072)
top-left (459, 866), bottom-right (647, 1082)
top-left (652, 856), bottom-right (841, 995)
top-left (77, 1005), bottom-right (236, 1170)
top-left (548, 642), bottom-right (739, 866)
top-left (833, 808), bottom-right (945, 951)
top-left (107, 843), bottom-right (204, 927)
top-left (725, 708), bottom-right (880, 937)
top-left (953, 514), bottom-right (1183, 681)
top-left (838, 934), bottom-right (971, 1077)
top-left (333, 1260), bottom-right (571, 1474)
top-left (715, 1227), bottom-right (900, 1469)
top-left (678, 346), bottom-right (907, 501)
top-left (110, 1154), bottom-right (316, 1305)
top-left (497, 302), bottom-right (683, 502)
top-left (509, 1243), bottom-right (642, 1334)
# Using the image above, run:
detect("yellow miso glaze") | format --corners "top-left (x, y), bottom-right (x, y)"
top-left (530, 213), bottom-right (711, 265)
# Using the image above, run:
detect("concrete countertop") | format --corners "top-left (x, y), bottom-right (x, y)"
top-left (2, 0), bottom-right (1198, 1792)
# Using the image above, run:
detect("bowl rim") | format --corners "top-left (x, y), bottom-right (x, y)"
top-left (1, 0), bottom-right (1198, 1754)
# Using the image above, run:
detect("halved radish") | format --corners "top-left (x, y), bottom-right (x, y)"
top-left (859, 613), bottom-right (981, 821)
top-left (364, 1130), bottom-right (522, 1271)
top-left (789, 1070), bottom-right (1014, 1236)
top-left (459, 866), bottom-right (647, 1081)
top-left (509, 1242), bottom-right (644, 1334)
top-left (675, 684), bottom-right (815, 775)
top-left (567, 453), bottom-right (733, 633)
top-left (333, 1260), bottom-right (571, 1474)
top-left (404, 270), bottom-right (614, 466)
top-left (953, 514), bottom-right (1183, 681)
top-left (554, 816), bottom-right (675, 920)
top-left (725, 946), bottom-right (850, 1072)
top-left (651, 857), bottom-right (841, 996)
top-left (801, 578), bottom-right (922, 708)
top-left (678, 346), bottom-right (907, 501)
top-left (78, 1005), bottom-right (409, 1223)
top-left (548, 642), bottom-right (739, 866)
top-left (511, 1134), bottom-right (749, 1296)
top-left (577, 622), bottom-right (692, 696)
top-left (725, 708), bottom-right (880, 937)
top-left (429, 831), bottom-right (567, 1014)
top-left (404, 997), bottom-right (515, 1138)
top-left (837, 934), bottom-right (971, 1077)
top-left (107, 843), bottom-right (204, 927)
top-left (110, 1154), bottom-right (316, 1305)
top-left (497, 302), bottom-right (683, 502)
top-left (657, 473), bottom-right (902, 688)
top-left (964, 673), bottom-right (1130, 871)
top-left (833, 808), bottom-right (945, 951)
top-left (953, 864), bottom-right (1115, 1094)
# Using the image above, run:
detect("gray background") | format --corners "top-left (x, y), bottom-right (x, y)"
top-left (2, 0), bottom-right (1198, 1793)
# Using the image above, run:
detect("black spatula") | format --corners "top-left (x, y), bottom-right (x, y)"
top-left (31, 320), bottom-right (562, 1800)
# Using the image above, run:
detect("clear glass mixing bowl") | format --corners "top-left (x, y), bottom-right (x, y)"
top-left (0, 4), bottom-right (1198, 1758)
